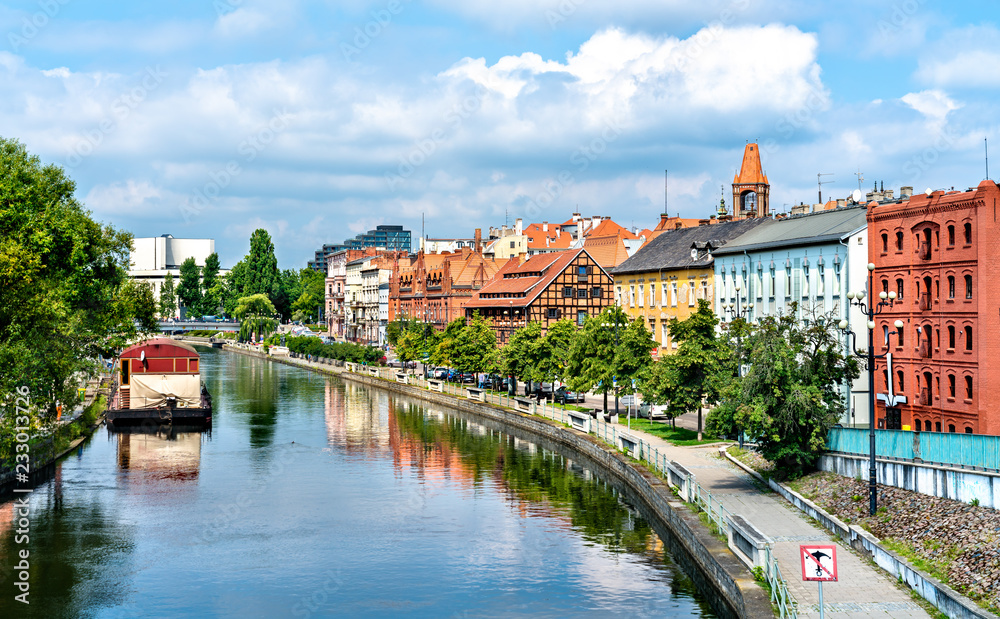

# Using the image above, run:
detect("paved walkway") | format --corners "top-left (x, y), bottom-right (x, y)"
top-left (238, 352), bottom-right (931, 618)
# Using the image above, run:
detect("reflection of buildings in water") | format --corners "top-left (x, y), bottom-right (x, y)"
top-left (323, 381), bottom-right (392, 453)
top-left (114, 426), bottom-right (205, 487)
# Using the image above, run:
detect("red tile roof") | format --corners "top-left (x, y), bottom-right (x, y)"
top-left (464, 249), bottom-right (584, 309)
top-left (733, 142), bottom-right (769, 186)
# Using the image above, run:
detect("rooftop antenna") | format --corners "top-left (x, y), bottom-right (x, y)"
top-left (986, 137), bottom-right (990, 181)
top-left (421, 212), bottom-right (425, 252)
top-left (854, 167), bottom-right (864, 192)
top-left (817, 172), bottom-right (834, 204)
top-left (664, 169), bottom-right (668, 215)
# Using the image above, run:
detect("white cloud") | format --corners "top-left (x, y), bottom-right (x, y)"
top-left (914, 26), bottom-right (1000, 88)
top-left (83, 180), bottom-right (166, 217)
top-left (900, 90), bottom-right (962, 124)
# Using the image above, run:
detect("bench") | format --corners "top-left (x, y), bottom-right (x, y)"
top-left (466, 387), bottom-right (485, 402)
top-left (619, 433), bottom-right (639, 456)
top-left (727, 514), bottom-right (773, 570)
top-left (513, 397), bottom-right (535, 414)
top-left (566, 410), bottom-right (591, 433)
top-left (427, 379), bottom-right (444, 393)
top-left (395, 372), bottom-right (408, 385)
top-left (367, 367), bottom-right (380, 377)
top-left (666, 460), bottom-right (693, 502)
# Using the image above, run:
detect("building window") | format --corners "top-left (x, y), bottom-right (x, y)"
top-left (947, 276), bottom-right (955, 298)
top-left (563, 286), bottom-right (574, 298)
top-left (965, 275), bottom-right (973, 299)
top-left (671, 283), bottom-right (678, 307)
top-left (616, 286), bottom-right (622, 305)
top-left (948, 374), bottom-right (956, 398)
top-left (701, 280), bottom-right (709, 301)
top-left (948, 326), bottom-right (955, 349)
top-left (510, 240), bottom-right (516, 249)
top-left (947, 225), bottom-right (955, 246)
top-left (578, 288), bottom-right (588, 299)
top-left (817, 273), bottom-right (825, 297)
top-left (897, 328), bottom-right (904, 348)
top-left (577, 310), bottom-right (587, 326)
top-left (896, 278), bottom-right (903, 300)
top-left (547, 308), bottom-right (558, 319)
top-left (578, 266), bottom-right (589, 283)
top-left (636, 284), bottom-right (644, 306)
top-left (629, 285), bottom-right (635, 306)
top-left (966, 376), bottom-right (973, 400)
top-left (964, 223), bottom-right (972, 244)
top-left (895, 231), bottom-right (904, 251)
top-left (897, 370), bottom-right (904, 392)
top-left (592, 287), bottom-right (602, 299)
top-left (661, 323), bottom-right (669, 346)
top-left (785, 267), bottom-right (792, 296)
top-left (647, 283), bottom-right (653, 307)
top-left (881, 233), bottom-right (888, 252)
top-left (965, 326), bottom-right (972, 351)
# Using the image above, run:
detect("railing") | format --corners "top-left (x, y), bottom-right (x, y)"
top-left (827, 427), bottom-right (1000, 471)
top-left (764, 545), bottom-right (796, 618)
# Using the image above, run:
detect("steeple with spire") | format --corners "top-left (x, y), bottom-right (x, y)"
top-left (732, 142), bottom-right (770, 218)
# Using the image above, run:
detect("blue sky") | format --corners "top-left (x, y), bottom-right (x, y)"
top-left (2, 0), bottom-right (998, 269)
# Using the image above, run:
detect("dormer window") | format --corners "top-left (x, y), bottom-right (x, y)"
top-left (691, 247), bottom-right (698, 260)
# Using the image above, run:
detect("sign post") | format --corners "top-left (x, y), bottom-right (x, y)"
top-left (800, 544), bottom-right (838, 619)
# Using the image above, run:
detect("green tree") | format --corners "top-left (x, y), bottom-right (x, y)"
top-left (643, 300), bottom-right (733, 439)
top-left (0, 137), bottom-right (155, 433)
top-left (453, 312), bottom-right (498, 374)
top-left (197, 252), bottom-right (221, 316)
top-left (244, 228), bottom-right (279, 301)
top-left (292, 268), bottom-right (325, 321)
top-left (533, 319), bottom-right (576, 385)
top-left (273, 268), bottom-right (299, 322)
top-left (565, 306), bottom-right (627, 412)
top-left (176, 257), bottom-right (202, 318)
top-left (221, 260), bottom-right (247, 316)
top-left (159, 272), bottom-right (177, 319)
top-left (430, 317), bottom-right (466, 369)
top-left (233, 293), bottom-right (278, 342)
top-left (500, 322), bottom-right (543, 395)
top-left (615, 316), bottom-right (657, 395)
top-left (707, 308), bottom-right (859, 478)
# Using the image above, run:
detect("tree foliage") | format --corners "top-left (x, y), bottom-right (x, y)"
top-left (642, 300), bottom-right (733, 436)
top-left (707, 307), bottom-right (859, 478)
top-left (500, 322), bottom-right (543, 390)
top-left (196, 252), bottom-right (221, 316)
top-left (533, 319), bottom-right (576, 384)
top-left (452, 312), bottom-right (498, 374)
top-left (233, 293), bottom-right (278, 342)
top-left (243, 228), bottom-right (279, 300)
top-left (0, 136), bottom-right (156, 428)
top-left (430, 317), bottom-right (466, 369)
top-left (158, 272), bottom-right (177, 319)
top-left (176, 256), bottom-right (202, 317)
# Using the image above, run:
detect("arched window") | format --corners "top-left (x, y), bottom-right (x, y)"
top-left (949, 424), bottom-right (956, 433)
top-left (965, 427), bottom-right (973, 434)
top-left (925, 420), bottom-right (932, 432)
top-left (948, 326), bottom-right (956, 349)
top-left (965, 376), bottom-right (973, 400)
top-left (935, 421), bottom-right (941, 432)
top-left (897, 370), bottom-right (905, 392)
top-left (897, 327), bottom-right (904, 348)
top-left (948, 374), bottom-right (956, 398)
top-left (896, 278), bottom-right (904, 300)
top-left (895, 231), bottom-right (904, 251)
top-left (964, 223), bottom-right (972, 244)
top-left (881, 233), bottom-right (888, 252)
top-left (965, 275), bottom-right (973, 299)
top-left (965, 326), bottom-right (972, 351)
top-left (948, 276), bottom-right (955, 298)
top-left (947, 225), bottom-right (955, 246)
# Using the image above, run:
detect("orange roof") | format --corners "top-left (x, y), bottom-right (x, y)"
top-left (586, 219), bottom-right (638, 240)
top-left (733, 142), bottom-right (768, 186)
top-left (465, 249), bottom-right (584, 309)
top-left (582, 235), bottom-right (630, 268)
top-left (523, 222), bottom-right (572, 249)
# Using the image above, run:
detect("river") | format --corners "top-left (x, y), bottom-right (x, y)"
top-left (0, 348), bottom-right (720, 617)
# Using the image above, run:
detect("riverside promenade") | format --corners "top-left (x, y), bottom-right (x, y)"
top-left (221, 346), bottom-right (934, 618)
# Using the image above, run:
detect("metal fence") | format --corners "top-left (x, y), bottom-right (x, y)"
top-left (827, 427), bottom-right (1000, 471)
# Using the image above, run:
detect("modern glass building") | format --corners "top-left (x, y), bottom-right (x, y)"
top-left (308, 226), bottom-right (412, 271)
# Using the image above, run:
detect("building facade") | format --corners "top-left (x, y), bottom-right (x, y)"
top-left (464, 248), bottom-right (614, 344)
top-left (128, 234), bottom-right (228, 318)
top-left (713, 206), bottom-right (871, 425)
top-left (309, 225), bottom-right (412, 271)
top-left (389, 248), bottom-right (501, 330)
top-left (612, 218), bottom-right (767, 356)
top-left (867, 180), bottom-right (1000, 435)
top-left (731, 142), bottom-right (770, 218)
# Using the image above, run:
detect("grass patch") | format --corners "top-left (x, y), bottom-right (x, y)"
top-left (615, 417), bottom-right (720, 446)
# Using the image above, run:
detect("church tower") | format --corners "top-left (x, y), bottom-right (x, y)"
top-left (732, 143), bottom-right (770, 218)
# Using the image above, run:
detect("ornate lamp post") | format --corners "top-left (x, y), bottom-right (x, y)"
top-left (601, 312), bottom-right (626, 416)
top-left (722, 279), bottom-right (752, 448)
top-left (839, 262), bottom-right (902, 516)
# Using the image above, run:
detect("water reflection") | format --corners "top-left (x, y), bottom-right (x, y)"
top-left (112, 425), bottom-right (209, 486)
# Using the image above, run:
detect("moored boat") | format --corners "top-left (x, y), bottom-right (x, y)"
top-left (107, 338), bottom-right (212, 425)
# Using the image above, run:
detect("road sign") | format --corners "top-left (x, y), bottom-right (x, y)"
top-left (800, 544), bottom-right (838, 582)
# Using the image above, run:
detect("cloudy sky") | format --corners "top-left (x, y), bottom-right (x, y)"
top-left (2, 0), bottom-right (996, 268)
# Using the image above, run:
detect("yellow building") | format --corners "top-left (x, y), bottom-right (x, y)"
top-left (611, 218), bottom-right (767, 355)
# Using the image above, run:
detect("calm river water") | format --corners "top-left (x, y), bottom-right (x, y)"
top-left (0, 348), bottom-right (719, 617)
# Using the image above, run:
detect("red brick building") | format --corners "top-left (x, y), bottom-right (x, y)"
top-left (464, 248), bottom-right (613, 343)
top-left (868, 180), bottom-right (1000, 435)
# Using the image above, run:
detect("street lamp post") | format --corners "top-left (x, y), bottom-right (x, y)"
top-left (722, 280), bottom-right (752, 448)
top-left (601, 313), bottom-right (624, 417)
top-left (839, 262), bottom-right (901, 516)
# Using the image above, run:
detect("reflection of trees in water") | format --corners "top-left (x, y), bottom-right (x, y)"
top-left (390, 402), bottom-right (654, 557)
top-left (0, 489), bottom-right (136, 619)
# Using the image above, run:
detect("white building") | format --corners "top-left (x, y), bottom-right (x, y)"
top-left (128, 235), bottom-right (227, 318)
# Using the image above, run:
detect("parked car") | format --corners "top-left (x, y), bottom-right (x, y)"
top-left (432, 367), bottom-right (448, 379)
top-left (529, 383), bottom-right (555, 400)
top-left (460, 372), bottom-right (476, 384)
top-left (554, 386), bottom-right (583, 404)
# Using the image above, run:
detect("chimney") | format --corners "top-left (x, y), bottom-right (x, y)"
top-left (515, 218), bottom-right (523, 235)
top-left (836, 199), bottom-right (846, 208)
top-left (900, 186), bottom-right (913, 199)
top-left (474, 228), bottom-right (482, 252)
top-left (542, 221), bottom-right (548, 232)
top-left (572, 212), bottom-right (581, 222)
top-left (884, 189), bottom-right (894, 200)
